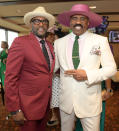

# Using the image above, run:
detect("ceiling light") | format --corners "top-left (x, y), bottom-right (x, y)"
top-left (89, 6), bottom-right (96, 9)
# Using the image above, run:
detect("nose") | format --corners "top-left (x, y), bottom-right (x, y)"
top-left (75, 18), bottom-right (83, 23)
top-left (76, 20), bottom-right (81, 24)
top-left (39, 22), bottom-right (44, 26)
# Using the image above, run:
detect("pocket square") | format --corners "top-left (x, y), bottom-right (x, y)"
top-left (90, 45), bottom-right (101, 55)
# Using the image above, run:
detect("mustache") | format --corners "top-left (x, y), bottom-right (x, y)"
top-left (73, 24), bottom-right (83, 28)
top-left (31, 26), bottom-right (46, 38)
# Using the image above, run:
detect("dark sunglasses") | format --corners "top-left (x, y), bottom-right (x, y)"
top-left (31, 19), bottom-right (49, 25)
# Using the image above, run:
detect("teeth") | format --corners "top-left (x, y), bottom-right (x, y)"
top-left (39, 28), bottom-right (44, 31)
top-left (75, 26), bottom-right (81, 30)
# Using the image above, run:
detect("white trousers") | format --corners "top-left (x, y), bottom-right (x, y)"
top-left (60, 109), bottom-right (100, 131)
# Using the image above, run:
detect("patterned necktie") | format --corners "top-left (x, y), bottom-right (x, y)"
top-left (40, 40), bottom-right (50, 70)
top-left (72, 36), bottom-right (80, 69)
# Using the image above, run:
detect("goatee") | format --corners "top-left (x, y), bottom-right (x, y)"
top-left (32, 30), bottom-right (45, 39)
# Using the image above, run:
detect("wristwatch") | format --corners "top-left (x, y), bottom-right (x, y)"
top-left (107, 88), bottom-right (113, 96)
top-left (107, 88), bottom-right (113, 93)
top-left (10, 109), bottom-right (22, 115)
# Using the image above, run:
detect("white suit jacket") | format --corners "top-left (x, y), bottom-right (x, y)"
top-left (54, 31), bottom-right (117, 118)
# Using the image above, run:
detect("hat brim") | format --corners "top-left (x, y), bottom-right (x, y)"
top-left (24, 12), bottom-right (55, 27)
top-left (58, 11), bottom-right (102, 28)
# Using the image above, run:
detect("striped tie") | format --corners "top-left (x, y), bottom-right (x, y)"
top-left (72, 36), bottom-right (80, 69)
top-left (40, 40), bottom-right (50, 70)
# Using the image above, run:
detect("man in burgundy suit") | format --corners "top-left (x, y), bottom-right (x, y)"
top-left (5, 6), bottom-right (55, 131)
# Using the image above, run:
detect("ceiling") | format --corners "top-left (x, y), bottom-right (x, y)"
top-left (0, 0), bottom-right (119, 33)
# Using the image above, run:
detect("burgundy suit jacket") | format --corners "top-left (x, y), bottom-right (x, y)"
top-left (5, 33), bottom-right (55, 120)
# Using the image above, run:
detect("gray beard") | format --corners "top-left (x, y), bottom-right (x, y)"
top-left (31, 25), bottom-right (46, 39)
top-left (35, 33), bottom-right (45, 39)
top-left (32, 30), bottom-right (45, 39)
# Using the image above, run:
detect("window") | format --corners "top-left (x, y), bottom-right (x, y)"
top-left (8, 30), bottom-right (18, 48)
top-left (0, 28), bottom-right (18, 51)
top-left (0, 29), bottom-right (6, 52)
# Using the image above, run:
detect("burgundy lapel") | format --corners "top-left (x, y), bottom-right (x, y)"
top-left (28, 33), bottom-right (55, 72)
top-left (28, 33), bottom-right (49, 70)
top-left (47, 41), bottom-right (55, 73)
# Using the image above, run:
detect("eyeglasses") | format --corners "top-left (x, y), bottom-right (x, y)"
top-left (31, 19), bottom-right (49, 25)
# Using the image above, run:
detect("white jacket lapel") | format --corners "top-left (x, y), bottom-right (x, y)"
top-left (78, 32), bottom-right (93, 68)
top-left (65, 33), bottom-right (74, 69)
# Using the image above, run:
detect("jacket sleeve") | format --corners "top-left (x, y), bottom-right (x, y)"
top-left (5, 37), bottom-right (24, 112)
top-left (85, 37), bottom-right (117, 85)
top-left (54, 40), bottom-right (60, 73)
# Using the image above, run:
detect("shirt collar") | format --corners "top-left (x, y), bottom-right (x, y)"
top-left (35, 35), bottom-right (45, 42)
top-left (71, 30), bottom-right (89, 41)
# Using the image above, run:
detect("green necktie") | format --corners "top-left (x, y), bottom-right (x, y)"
top-left (72, 36), bottom-right (80, 69)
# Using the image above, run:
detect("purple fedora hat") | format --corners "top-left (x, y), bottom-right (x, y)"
top-left (58, 4), bottom-right (102, 28)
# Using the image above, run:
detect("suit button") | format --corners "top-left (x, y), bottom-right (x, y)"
top-left (48, 86), bottom-right (50, 88)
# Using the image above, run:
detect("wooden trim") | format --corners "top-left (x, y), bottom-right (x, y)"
top-left (0, 0), bottom-right (105, 6)
top-left (2, 16), bottom-right (23, 19)
top-left (0, 26), bottom-right (19, 33)
top-left (98, 12), bottom-right (119, 15)
top-left (109, 21), bottom-right (119, 22)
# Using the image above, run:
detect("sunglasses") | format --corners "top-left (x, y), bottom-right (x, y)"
top-left (31, 19), bottom-right (49, 25)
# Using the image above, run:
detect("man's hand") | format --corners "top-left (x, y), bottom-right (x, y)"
top-left (12, 111), bottom-right (27, 125)
top-left (64, 69), bottom-right (87, 81)
top-left (102, 90), bottom-right (112, 101)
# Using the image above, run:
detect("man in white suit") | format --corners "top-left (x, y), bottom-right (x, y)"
top-left (54, 4), bottom-right (117, 131)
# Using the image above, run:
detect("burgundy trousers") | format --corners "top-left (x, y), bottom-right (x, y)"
top-left (20, 119), bottom-right (47, 131)
top-left (20, 103), bottom-right (50, 131)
